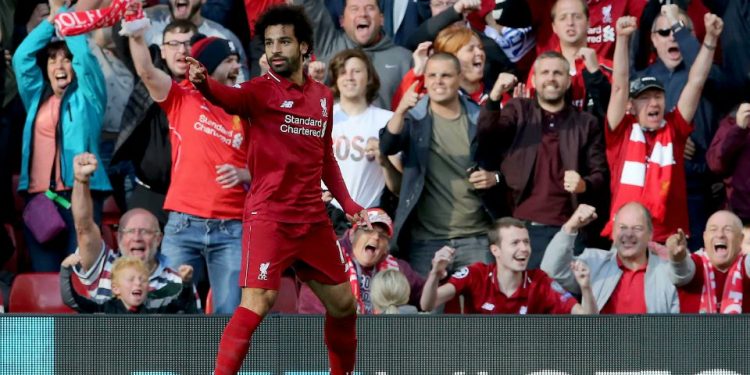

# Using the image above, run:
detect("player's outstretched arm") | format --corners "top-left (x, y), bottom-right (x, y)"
top-left (186, 56), bottom-right (254, 118)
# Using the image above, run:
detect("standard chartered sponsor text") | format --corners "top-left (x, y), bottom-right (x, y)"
top-left (281, 115), bottom-right (326, 138)
top-left (194, 114), bottom-right (236, 146)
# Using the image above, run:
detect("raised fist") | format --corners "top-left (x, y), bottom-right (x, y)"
top-left (616, 16), bottom-right (638, 37)
top-left (73, 153), bottom-right (98, 182)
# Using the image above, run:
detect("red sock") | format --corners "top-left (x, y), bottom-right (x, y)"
top-left (214, 306), bottom-right (263, 375)
top-left (324, 313), bottom-right (357, 375)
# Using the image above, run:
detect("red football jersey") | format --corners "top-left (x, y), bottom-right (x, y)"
top-left (534, 0), bottom-right (648, 61)
top-left (159, 80), bottom-right (249, 219)
top-left (199, 71), bottom-right (361, 223)
top-left (447, 263), bottom-right (577, 314)
top-left (605, 110), bottom-right (692, 242)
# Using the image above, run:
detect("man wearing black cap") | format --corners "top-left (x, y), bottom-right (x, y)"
top-left (126, 3), bottom-right (250, 314)
top-left (604, 13), bottom-right (723, 244)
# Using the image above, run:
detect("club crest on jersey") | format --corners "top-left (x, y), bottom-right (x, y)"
top-left (320, 98), bottom-right (328, 117)
top-left (258, 262), bottom-right (270, 280)
top-left (602, 5), bottom-right (612, 23)
top-left (452, 267), bottom-right (469, 279)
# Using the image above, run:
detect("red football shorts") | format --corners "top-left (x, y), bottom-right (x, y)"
top-left (240, 219), bottom-right (348, 289)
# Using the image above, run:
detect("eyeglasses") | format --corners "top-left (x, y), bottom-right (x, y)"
top-left (163, 40), bottom-right (192, 49)
top-left (119, 228), bottom-right (161, 237)
top-left (430, 0), bottom-right (457, 7)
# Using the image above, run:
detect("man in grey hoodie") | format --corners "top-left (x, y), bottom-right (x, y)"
top-left (294, 0), bottom-right (412, 108)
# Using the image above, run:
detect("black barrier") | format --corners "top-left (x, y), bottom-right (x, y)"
top-left (0, 315), bottom-right (748, 375)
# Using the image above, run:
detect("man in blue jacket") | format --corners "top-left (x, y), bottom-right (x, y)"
top-left (380, 52), bottom-right (502, 277)
top-left (13, 0), bottom-right (110, 271)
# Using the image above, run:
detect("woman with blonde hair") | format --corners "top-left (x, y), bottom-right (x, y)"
top-left (371, 269), bottom-right (418, 314)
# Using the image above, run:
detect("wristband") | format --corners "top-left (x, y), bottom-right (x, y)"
top-left (494, 172), bottom-right (500, 184)
top-left (74, 177), bottom-right (90, 185)
top-left (703, 43), bottom-right (716, 51)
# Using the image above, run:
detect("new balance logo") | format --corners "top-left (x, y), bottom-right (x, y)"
top-left (280, 100), bottom-right (294, 108)
top-left (258, 262), bottom-right (270, 280)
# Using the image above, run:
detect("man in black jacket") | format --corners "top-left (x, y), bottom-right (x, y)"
top-left (477, 51), bottom-right (609, 269)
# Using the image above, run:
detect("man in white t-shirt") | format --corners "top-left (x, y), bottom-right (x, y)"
top-left (326, 48), bottom-right (395, 209)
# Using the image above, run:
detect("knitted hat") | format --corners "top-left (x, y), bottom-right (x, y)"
top-left (190, 36), bottom-right (238, 74)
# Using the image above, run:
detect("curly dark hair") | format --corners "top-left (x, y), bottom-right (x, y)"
top-left (328, 48), bottom-right (380, 104)
top-left (255, 5), bottom-right (314, 58)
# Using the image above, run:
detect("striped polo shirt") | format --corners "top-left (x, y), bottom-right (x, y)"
top-left (73, 242), bottom-right (200, 310)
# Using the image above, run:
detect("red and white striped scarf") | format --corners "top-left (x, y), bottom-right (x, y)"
top-left (53, 0), bottom-right (147, 37)
top-left (603, 122), bottom-right (675, 237)
top-left (699, 252), bottom-right (745, 314)
top-left (345, 252), bottom-right (400, 314)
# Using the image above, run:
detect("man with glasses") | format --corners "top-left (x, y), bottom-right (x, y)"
top-left (110, 20), bottom-right (199, 227)
top-left (635, 4), bottom-right (729, 249)
top-left (127, 4), bottom-right (249, 314)
top-left (541, 203), bottom-right (679, 314)
top-left (601, 12), bottom-right (722, 245)
top-left (68, 152), bottom-right (198, 310)
top-left (144, 0), bottom-right (249, 82)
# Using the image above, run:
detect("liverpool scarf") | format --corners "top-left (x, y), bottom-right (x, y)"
top-left (699, 252), bottom-right (745, 314)
top-left (344, 251), bottom-right (400, 314)
top-left (603, 122), bottom-right (675, 237)
top-left (53, 0), bottom-right (149, 37)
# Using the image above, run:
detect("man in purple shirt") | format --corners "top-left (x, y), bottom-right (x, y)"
top-left (708, 103), bottom-right (750, 224)
top-left (298, 208), bottom-right (425, 314)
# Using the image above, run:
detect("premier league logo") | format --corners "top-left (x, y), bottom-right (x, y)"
top-left (320, 98), bottom-right (328, 117)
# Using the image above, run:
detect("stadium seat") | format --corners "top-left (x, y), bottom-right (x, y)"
top-left (204, 276), bottom-right (299, 314)
top-left (8, 272), bottom-right (75, 313)
top-left (101, 196), bottom-right (121, 250)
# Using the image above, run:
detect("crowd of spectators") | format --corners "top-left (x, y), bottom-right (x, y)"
top-left (1, 0), bottom-right (750, 317)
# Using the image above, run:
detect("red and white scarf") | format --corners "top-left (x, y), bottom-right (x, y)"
top-left (699, 252), bottom-right (745, 314)
top-left (345, 252), bottom-right (400, 314)
top-left (603, 122), bottom-right (675, 237)
top-left (53, 0), bottom-right (149, 37)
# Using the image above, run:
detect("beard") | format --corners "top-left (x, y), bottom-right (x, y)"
top-left (536, 83), bottom-right (566, 106)
top-left (268, 53), bottom-right (301, 78)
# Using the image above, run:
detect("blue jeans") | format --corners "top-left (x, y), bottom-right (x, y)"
top-left (161, 212), bottom-right (242, 314)
top-left (408, 235), bottom-right (491, 277)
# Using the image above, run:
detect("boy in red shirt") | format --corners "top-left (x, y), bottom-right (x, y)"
top-left (186, 5), bottom-right (368, 375)
top-left (420, 217), bottom-right (597, 314)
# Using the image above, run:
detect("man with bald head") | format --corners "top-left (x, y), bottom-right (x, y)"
top-left (541, 202), bottom-right (679, 313)
top-left (667, 210), bottom-right (750, 313)
top-left (68, 153), bottom-right (198, 310)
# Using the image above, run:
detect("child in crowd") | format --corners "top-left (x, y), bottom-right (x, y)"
top-left (60, 254), bottom-right (197, 313)
top-left (371, 269), bottom-right (418, 314)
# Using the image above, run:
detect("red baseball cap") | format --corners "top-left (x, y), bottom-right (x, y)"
top-left (352, 208), bottom-right (393, 237)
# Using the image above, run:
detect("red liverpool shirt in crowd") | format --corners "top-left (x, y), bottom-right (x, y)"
top-left (605, 109), bottom-right (692, 242)
top-left (199, 70), bottom-right (361, 222)
top-left (158, 80), bottom-right (249, 219)
top-left (447, 263), bottom-right (578, 314)
top-left (533, 0), bottom-right (647, 60)
top-left (677, 253), bottom-right (750, 313)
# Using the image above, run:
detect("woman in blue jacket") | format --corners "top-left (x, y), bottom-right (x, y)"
top-left (12, 1), bottom-right (110, 272)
